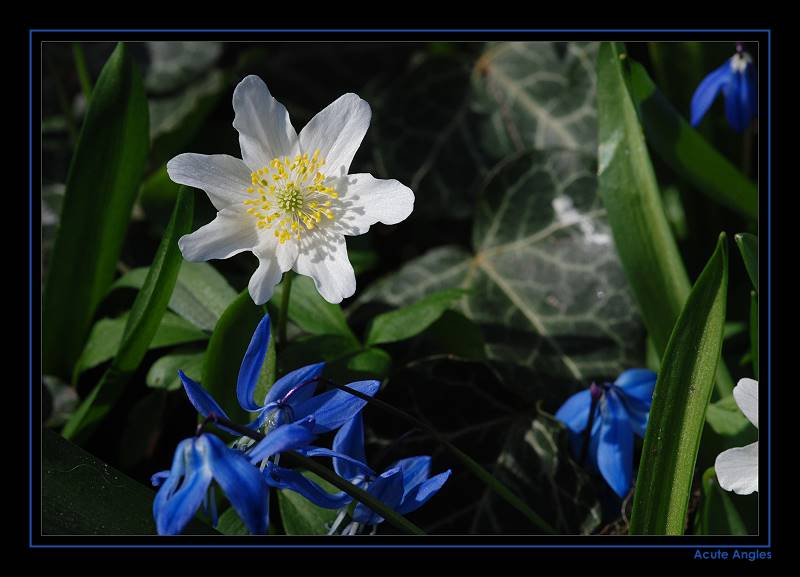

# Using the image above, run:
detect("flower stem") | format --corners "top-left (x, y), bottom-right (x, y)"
top-left (317, 379), bottom-right (557, 534)
top-left (277, 271), bottom-right (295, 348)
top-left (203, 414), bottom-right (425, 536)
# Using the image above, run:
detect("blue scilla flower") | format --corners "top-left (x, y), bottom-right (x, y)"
top-left (151, 433), bottom-right (269, 535)
top-left (691, 49), bottom-right (757, 133)
top-left (326, 414), bottom-right (452, 534)
top-left (179, 314), bottom-right (379, 436)
top-left (554, 369), bottom-right (656, 498)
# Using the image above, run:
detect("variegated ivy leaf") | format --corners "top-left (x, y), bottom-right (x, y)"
top-left (369, 42), bottom-right (599, 221)
top-left (359, 149), bottom-right (643, 383)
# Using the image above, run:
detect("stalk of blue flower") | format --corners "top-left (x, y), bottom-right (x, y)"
top-left (690, 49), bottom-right (757, 133)
top-left (555, 369), bottom-right (657, 498)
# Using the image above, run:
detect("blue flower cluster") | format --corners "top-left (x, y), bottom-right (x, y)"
top-left (151, 315), bottom-right (450, 535)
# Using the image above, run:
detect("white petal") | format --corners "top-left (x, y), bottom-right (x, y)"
top-left (715, 442), bottom-right (758, 494)
top-left (331, 173), bottom-right (414, 237)
top-left (293, 231), bottom-right (355, 304)
top-left (734, 378), bottom-right (758, 429)
top-left (232, 75), bottom-right (299, 170)
top-left (299, 93), bottom-right (370, 177)
top-left (248, 254), bottom-right (283, 305)
top-left (167, 153), bottom-right (252, 211)
top-left (178, 207), bottom-right (258, 261)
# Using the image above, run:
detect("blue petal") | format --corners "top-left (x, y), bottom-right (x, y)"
top-left (352, 467), bottom-right (405, 525)
top-left (203, 434), bottom-right (269, 535)
top-left (153, 438), bottom-right (213, 535)
top-left (724, 65), bottom-right (756, 133)
top-left (247, 417), bottom-right (316, 464)
top-left (263, 362), bottom-right (325, 407)
top-left (151, 470), bottom-right (169, 487)
top-left (237, 314), bottom-right (271, 412)
top-left (179, 370), bottom-right (240, 436)
top-left (396, 470), bottom-right (451, 515)
top-left (622, 396), bottom-right (651, 438)
top-left (595, 391), bottom-right (634, 498)
top-left (332, 413), bottom-right (367, 480)
top-left (264, 463), bottom-right (351, 509)
top-left (614, 369), bottom-right (656, 405)
top-left (691, 61), bottom-right (732, 127)
top-left (293, 380), bottom-right (380, 434)
top-left (392, 456), bottom-right (431, 493)
top-left (555, 389), bottom-right (592, 435)
top-left (297, 446), bottom-right (375, 477)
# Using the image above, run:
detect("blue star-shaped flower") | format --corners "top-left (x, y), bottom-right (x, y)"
top-left (326, 413), bottom-right (451, 533)
top-left (555, 369), bottom-right (656, 498)
top-left (178, 314), bottom-right (379, 436)
top-left (151, 433), bottom-right (269, 535)
top-left (691, 50), bottom-right (757, 133)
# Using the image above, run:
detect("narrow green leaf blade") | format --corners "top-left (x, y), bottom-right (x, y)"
top-left (43, 42), bottom-right (150, 378)
top-left (202, 290), bottom-right (265, 424)
top-left (736, 233), bottom-right (758, 292)
top-left (112, 262), bottom-right (237, 332)
top-left (63, 187), bottom-right (194, 442)
top-left (43, 429), bottom-right (216, 534)
top-left (366, 288), bottom-right (467, 346)
top-left (628, 61), bottom-right (758, 219)
top-left (596, 42), bottom-right (733, 396)
top-left (630, 234), bottom-right (728, 535)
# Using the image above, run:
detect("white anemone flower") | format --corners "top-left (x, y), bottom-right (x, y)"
top-left (167, 75), bottom-right (414, 304)
top-left (714, 378), bottom-right (758, 495)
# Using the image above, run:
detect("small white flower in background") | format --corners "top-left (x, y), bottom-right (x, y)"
top-left (715, 378), bottom-right (758, 495)
top-left (167, 75), bottom-right (414, 304)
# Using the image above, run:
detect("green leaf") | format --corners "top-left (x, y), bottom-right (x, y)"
top-left (361, 150), bottom-right (644, 381)
top-left (473, 42), bottom-right (599, 157)
top-left (63, 187), bottom-right (194, 443)
top-left (73, 312), bottom-right (207, 382)
top-left (281, 334), bottom-right (363, 372)
top-left (216, 507), bottom-right (249, 535)
top-left (112, 261), bottom-right (237, 332)
top-left (278, 472), bottom-right (340, 535)
top-left (596, 42), bottom-right (733, 396)
top-left (736, 233), bottom-right (758, 292)
top-left (627, 60), bottom-right (758, 219)
top-left (43, 42), bottom-right (150, 378)
top-left (147, 351), bottom-right (205, 391)
top-left (706, 394), bottom-right (751, 436)
top-left (346, 347), bottom-right (392, 379)
top-left (202, 289), bottom-right (266, 424)
top-left (271, 275), bottom-right (356, 340)
top-left (695, 467), bottom-right (747, 535)
top-left (366, 288), bottom-right (467, 345)
top-left (43, 429), bottom-right (216, 534)
top-left (630, 233), bottom-right (728, 535)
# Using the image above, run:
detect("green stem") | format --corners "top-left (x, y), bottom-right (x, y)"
top-left (72, 43), bottom-right (93, 102)
top-left (319, 379), bottom-right (557, 534)
top-left (277, 271), bottom-right (295, 348)
top-left (207, 415), bottom-right (424, 535)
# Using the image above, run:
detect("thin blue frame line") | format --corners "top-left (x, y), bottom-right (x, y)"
top-left (30, 31), bottom-right (771, 549)
top-left (766, 28), bottom-right (771, 546)
top-left (29, 544), bottom-right (772, 549)
top-left (29, 28), bottom-right (34, 550)
top-left (30, 28), bottom-right (771, 33)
